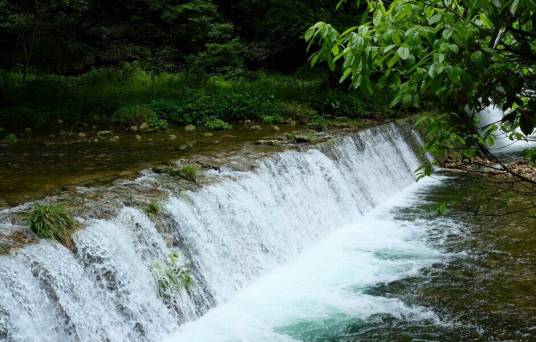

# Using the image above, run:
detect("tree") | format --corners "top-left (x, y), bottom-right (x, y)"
top-left (306, 0), bottom-right (536, 188)
top-left (0, 0), bottom-right (89, 77)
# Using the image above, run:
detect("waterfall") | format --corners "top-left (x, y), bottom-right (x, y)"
top-left (475, 105), bottom-right (535, 153)
top-left (0, 121), bottom-right (426, 341)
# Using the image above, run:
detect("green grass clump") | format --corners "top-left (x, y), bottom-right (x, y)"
top-left (203, 118), bottom-right (231, 131)
top-left (150, 252), bottom-right (193, 301)
top-left (523, 147), bottom-right (536, 165)
top-left (143, 201), bottom-right (163, 218)
top-left (25, 203), bottom-right (77, 245)
top-left (153, 163), bottom-right (202, 182)
top-left (176, 164), bottom-right (201, 182)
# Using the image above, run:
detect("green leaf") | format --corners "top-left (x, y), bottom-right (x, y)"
top-left (331, 45), bottom-right (340, 55)
top-left (520, 115), bottom-right (534, 135)
top-left (428, 13), bottom-right (442, 25)
top-left (392, 31), bottom-right (401, 45)
top-left (397, 46), bottom-right (410, 60)
top-left (510, 0), bottom-right (519, 15)
top-left (388, 53), bottom-right (400, 67)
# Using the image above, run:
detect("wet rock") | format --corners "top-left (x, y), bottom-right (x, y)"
top-left (139, 122), bottom-right (150, 131)
top-left (118, 170), bottom-right (136, 177)
top-left (203, 133), bottom-right (213, 137)
top-left (249, 125), bottom-right (262, 131)
top-left (78, 132), bottom-right (87, 138)
top-left (289, 120), bottom-right (297, 127)
top-left (222, 134), bottom-right (236, 139)
top-left (57, 119), bottom-right (64, 124)
top-left (97, 130), bottom-right (113, 137)
top-left (271, 125), bottom-right (280, 132)
top-left (24, 127), bottom-right (32, 133)
top-left (135, 135), bottom-right (142, 141)
top-left (178, 143), bottom-right (193, 151)
top-left (244, 119), bottom-right (252, 125)
top-left (130, 125), bottom-right (139, 132)
top-left (169, 134), bottom-right (177, 141)
top-left (48, 134), bottom-right (56, 138)
top-left (255, 139), bottom-right (278, 146)
top-left (109, 136), bottom-right (120, 142)
top-left (185, 125), bottom-right (196, 132)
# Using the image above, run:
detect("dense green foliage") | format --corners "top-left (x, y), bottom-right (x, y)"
top-left (0, 1), bottom-right (394, 131)
top-left (0, 0), bottom-right (355, 75)
top-left (0, 66), bottom-right (386, 130)
top-left (307, 0), bottom-right (536, 184)
top-left (25, 203), bottom-right (77, 245)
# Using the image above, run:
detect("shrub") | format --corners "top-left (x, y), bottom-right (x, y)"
top-left (25, 204), bottom-right (77, 245)
top-left (148, 99), bottom-right (183, 121)
top-left (261, 114), bottom-right (284, 125)
top-left (203, 118), bottom-right (231, 131)
top-left (281, 102), bottom-right (317, 121)
top-left (150, 251), bottom-right (193, 301)
top-left (3, 133), bottom-right (17, 144)
top-left (523, 147), bottom-right (536, 165)
top-left (308, 117), bottom-right (330, 131)
top-left (308, 90), bottom-right (369, 118)
top-left (146, 116), bottom-right (169, 130)
top-left (112, 105), bottom-right (159, 127)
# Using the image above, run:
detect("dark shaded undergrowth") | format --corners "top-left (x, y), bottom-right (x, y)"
top-left (0, 65), bottom-right (394, 133)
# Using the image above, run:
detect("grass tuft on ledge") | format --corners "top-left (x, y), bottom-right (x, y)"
top-left (25, 203), bottom-right (77, 246)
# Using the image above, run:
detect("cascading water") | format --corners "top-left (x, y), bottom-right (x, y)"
top-left (475, 105), bottom-right (535, 153)
top-left (0, 122), bottom-right (448, 341)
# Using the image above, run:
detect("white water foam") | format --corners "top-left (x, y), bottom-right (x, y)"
top-left (476, 105), bottom-right (535, 153)
top-left (164, 178), bottom-right (450, 342)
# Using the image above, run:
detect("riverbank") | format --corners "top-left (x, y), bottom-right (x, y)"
top-left (0, 68), bottom-right (391, 133)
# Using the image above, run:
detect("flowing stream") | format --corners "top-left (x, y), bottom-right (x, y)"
top-left (1, 121), bottom-right (533, 341)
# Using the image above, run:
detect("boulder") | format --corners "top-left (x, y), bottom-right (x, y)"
top-left (271, 125), bottom-right (280, 132)
top-left (139, 122), bottom-right (150, 131)
top-left (185, 124), bottom-right (196, 132)
top-left (130, 125), bottom-right (139, 132)
top-left (249, 125), bottom-right (262, 131)
top-left (78, 132), bottom-right (87, 138)
top-left (169, 134), bottom-right (177, 140)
